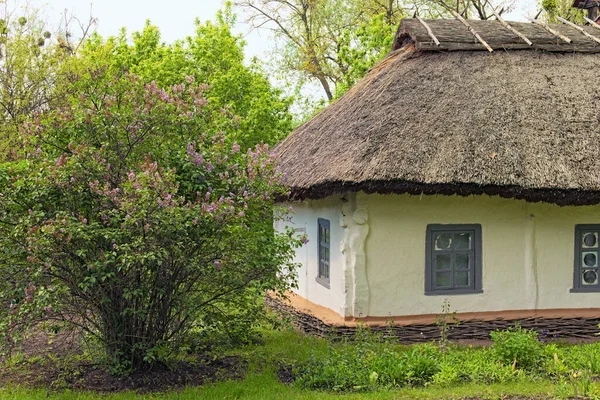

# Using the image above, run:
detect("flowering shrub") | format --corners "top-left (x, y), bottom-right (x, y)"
top-left (0, 71), bottom-right (298, 373)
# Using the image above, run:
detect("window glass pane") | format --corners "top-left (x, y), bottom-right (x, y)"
top-left (426, 224), bottom-right (480, 293)
top-left (435, 271), bottom-right (452, 288)
top-left (583, 270), bottom-right (598, 285)
top-left (583, 232), bottom-right (598, 248)
top-left (435, 254), bottom-right (451, 270)
top-left (583, 252), bottom-right (598, 268)
top-left (456, 254), bottom-right (470, 270)
top-left (454, 233), bottom-right (471, 250)
top-left (455, 271), bottom-right (470, 286)
top-left (434, 234), bottom-right (452, 250)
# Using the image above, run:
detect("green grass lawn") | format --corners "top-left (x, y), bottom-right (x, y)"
top-left (0, 376), bottom-right (563, 400)
top-left (1, 327), bottom-right (599, 399)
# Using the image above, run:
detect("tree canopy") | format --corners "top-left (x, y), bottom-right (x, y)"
top-left (73, 7), bottom-right (293, 149)
top-left (0, 4), bottom-right (94, 161)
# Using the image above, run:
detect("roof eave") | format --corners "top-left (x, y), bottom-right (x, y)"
top-left (285, 180), bottom-right (600, 207)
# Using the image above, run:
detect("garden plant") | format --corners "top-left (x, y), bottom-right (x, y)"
top-left (0, 69), bottom-right (299, 374)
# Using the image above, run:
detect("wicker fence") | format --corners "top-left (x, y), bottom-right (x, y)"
top-left (266, 296), bottom-right (600, 342)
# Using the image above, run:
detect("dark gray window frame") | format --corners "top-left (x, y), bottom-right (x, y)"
top-left (571, 224), bottom-right (600, 293)
top-left (316, 218), bottom-right (331, 289)
top-left (425, 224), bottom-right (483, 295)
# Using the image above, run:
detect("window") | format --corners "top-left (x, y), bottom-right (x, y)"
top-left (317, 218), bottom-right (330, 288)
top-left (572, 225), bottom-right (600, 292)
top-left (425, 224), bottom-right (482, 295)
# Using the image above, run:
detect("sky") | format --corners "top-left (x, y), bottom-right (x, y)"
top-left (27, 0), bottom-right (270, 58)
top-left (26, 0), bottom-right (539, 60)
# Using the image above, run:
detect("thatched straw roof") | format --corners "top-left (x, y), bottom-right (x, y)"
top-left (276, 19), bottom-right (600, 206)
top-left (393, 19), bottom-right (600, 52)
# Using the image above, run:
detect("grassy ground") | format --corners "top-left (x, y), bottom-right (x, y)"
top-left (0, 327), bottom-right (598, 399)
top-left (0, 377), bottom-right (559, 400)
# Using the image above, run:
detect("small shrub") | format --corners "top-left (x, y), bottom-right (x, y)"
top-left (295, 339), bottom-right (440, 391)
top-left (490, 326), bottom-right (543, 371)
top-left (434, 347), bottom-right (518, 386)
top-left (369, 348), bottom-right (408, 387)
top-left (403, 343), bottom-right (440, 386)
top-left (561, 342), bottom-right (600, 375)
top-left (295, 346), bottom-right (373, 391)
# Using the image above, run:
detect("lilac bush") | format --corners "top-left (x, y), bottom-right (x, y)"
top-left (0, 71), bottom-right (298, 373)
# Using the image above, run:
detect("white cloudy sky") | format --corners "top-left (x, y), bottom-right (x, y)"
top-left (27, 0), bottom-right (539, 59)
top-left (27, 0), bottom-right (271, 58)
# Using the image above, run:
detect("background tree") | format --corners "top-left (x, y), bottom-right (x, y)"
top-left (0, 2), bottom-right (94, 161)
top-left (236, 0), bottom-right (405, 102)
top-left (408, 0), bottom-right (515, 19)
top-left (72, 6), bottom-right (292, 149)
top-left (540, 0), bottom-right (585, 23)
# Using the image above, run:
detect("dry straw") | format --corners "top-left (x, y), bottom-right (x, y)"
top-left (276, 19), bottom-right (600, 205)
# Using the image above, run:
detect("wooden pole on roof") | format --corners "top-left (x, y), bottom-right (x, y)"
top-left (557, 16), bottom-right (600, 44)
top-left (528, 17), bottom-right (572, 43)
top-left (584, 16), bottom-right (600, 30)
top-left (492, 7), bottom-right (533, 45)
top-left (451, 10), bottom-right (493, 52)
top-left (416, 16), bottom-right (441, 46)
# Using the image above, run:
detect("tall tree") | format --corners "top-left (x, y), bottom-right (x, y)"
top-left (73, 7), bottom-right (292, 149)
top-left (0, 3), bottom-right (94, 161)
top-left (540, 0), bottom-right (585, 23)
top-left (236, 0), bottom-right (405, 102)
top-left (409, 0), bottom-right (515, 19)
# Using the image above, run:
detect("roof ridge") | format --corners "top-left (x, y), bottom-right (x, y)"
top-left (393, 18), bottom-right (600, 53)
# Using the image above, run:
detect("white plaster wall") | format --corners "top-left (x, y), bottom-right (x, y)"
top-left (366, 194), bottom-right (600, 317)
top-left (279, 198), bottom-right (346, 316)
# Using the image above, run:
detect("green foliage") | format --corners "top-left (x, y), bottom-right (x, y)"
top-left (0, 70), bottom-right (299, 374)
top-left (490, 326), bottom-right (543, 371)
top-left (295, 326), bottom-right (440, 391)
top-left (434, 347), bottom-right (520, 386)
top-left (74, 5), bottom-right (292, 149)
top-left (294, 324), bottom-right (600, 394)
top-left (0, 5), bottom-right (87, 161)
top-left (237, 0), bottom-right (404, 105)
top-left (541, 0), bottom-right (586, 23)
top-left (10, 326), bottom-right (600, 398)
top-left (333, 12), bottom-right (398, 98)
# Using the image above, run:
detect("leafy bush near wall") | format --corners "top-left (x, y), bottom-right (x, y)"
top-left (490, 326), bottom-right (543, 371)
top-left (293, 326), bottom-right (600, 393)
top-left (294, 339), bottom-right (439, 391)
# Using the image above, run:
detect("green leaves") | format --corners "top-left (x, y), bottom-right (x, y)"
top-left (75, 6), bottom-right (292, 150)
top-left (0, 67), bottom-right (298, 373)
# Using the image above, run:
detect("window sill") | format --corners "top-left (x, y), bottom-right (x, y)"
top-left (425, 289), bottom-right (483, 296)
top-left (570, 287), bottom-right (600, 293)
top-left (316, 277), bottom-right (330, 289)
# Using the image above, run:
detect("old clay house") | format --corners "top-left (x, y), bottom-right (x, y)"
top-left (274, 2), bottom-right (600, 340)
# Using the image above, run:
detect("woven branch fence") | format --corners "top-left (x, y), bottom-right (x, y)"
top-left (266, 296), bottom-right (600, 342)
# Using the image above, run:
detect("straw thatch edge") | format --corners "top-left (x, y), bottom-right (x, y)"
top-left (286, 180), bottom-right (600, 206)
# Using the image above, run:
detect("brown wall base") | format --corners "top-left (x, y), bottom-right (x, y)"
top-left (266, 295), bottom-right (600, 342)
